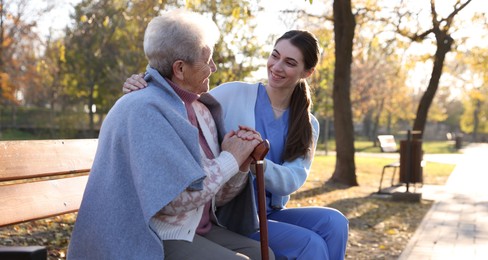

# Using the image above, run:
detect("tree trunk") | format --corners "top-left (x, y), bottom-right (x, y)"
top-left (0, 0), bottom-right (4, 102)
top-left (472, 99), bottom-right (480, 141)
top-left (0, 0), bottom-right (3, 65)
top-left (88, 78), bottom-right (95, 138)
top-left (363, 109), bottom-right (373, 139)
top-left (372, 98), bottom-right (384, 142)
top-left (329, 0), bottom-right (358, 186)
top-left (412, 30), bottom-right (453, 140)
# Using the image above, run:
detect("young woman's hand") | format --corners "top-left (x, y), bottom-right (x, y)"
top-left (234, 126), bottom-right (263, 172)
top-left (123, 73), bottom-right (147, 94)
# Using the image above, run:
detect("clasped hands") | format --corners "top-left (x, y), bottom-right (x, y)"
top-left (221, 125), bottom-right (263, 173)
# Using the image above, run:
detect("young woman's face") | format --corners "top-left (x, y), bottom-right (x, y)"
top-left (266, 39), bottom-right (307, 90)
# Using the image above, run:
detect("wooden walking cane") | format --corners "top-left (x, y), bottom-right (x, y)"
top-left (251, 140), bottom-right (270, 260)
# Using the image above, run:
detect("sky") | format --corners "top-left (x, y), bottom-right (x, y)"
top-left (33, 0), bottom-right (487, 91)
top-left (36, 0), bottom-right (486, 44)
top-left (32, 0), bottom-right (81, 39)
top-left (37, 0), bottom-right (325, 40)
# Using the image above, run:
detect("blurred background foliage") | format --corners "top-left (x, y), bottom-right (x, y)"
top-left (0, 0), bottom-right (486, 143)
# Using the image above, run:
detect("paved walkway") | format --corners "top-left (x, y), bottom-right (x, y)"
top-left (398, 143), bottom-right (488, 260)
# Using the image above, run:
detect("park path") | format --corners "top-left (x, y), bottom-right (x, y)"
top-left (398, 143), bottom-right (488, 260)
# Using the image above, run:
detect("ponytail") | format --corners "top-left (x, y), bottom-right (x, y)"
top-left (282, 79), bottom-right (313, 161)
top-left (275, 30), bottom-right (319, 162)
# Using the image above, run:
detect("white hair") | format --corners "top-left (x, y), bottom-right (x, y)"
top-left (143, 9), bottom-right (220, 77)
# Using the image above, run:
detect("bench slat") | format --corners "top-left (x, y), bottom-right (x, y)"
top-left (0, 175), bottom-right (88, 227)
top-left (0, 139), bottom-right (97, 182)
top-left (377, 135), bottom-right (398, 152)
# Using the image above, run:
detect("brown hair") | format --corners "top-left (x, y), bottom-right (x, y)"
top-left (277, 30), bottom-right (319, 162)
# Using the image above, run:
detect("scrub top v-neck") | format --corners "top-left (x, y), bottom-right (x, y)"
top-left (254, 83), bottom-right (289, 165)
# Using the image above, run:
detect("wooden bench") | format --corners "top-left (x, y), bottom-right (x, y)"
top-left (377, 135), bottom-right (398, 153)
top-left (0, 139), bottom-right (97, 260)
top-left (377, 135), bottom-right (400, 192)
top-left (378, 161), bottom-right (401, 192)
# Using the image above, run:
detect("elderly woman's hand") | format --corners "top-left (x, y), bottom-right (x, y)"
top-left (221, 130), bottom-right (261, 172)
top-left (123, 73), bottom-right (147, 94)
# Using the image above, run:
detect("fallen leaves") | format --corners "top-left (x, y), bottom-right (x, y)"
top-left (0, 214), bottom-right (76, 259)
top-left (0, 154), bottom-right (451, 260)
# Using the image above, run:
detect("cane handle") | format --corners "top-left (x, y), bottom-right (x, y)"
top-left (251, 140), bottom-right (270, 162)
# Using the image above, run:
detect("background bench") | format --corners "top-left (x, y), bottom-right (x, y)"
top-left (377, 135), bottom-right (398, 152)
top-left (377, 135), bottom-right (400, 192)
top-left (0, 139), bottom-right (97, 260)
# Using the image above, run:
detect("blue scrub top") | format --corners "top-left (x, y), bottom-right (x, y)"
top-left (254, 83), bottom-right (289, 213)
top-left (254, 83), bottom-right (289, 164)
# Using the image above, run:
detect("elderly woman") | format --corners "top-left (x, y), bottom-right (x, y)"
top-left (67, 9), bottom-right (273, 260)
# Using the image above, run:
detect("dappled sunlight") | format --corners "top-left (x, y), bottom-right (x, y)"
top-left (287, 154), bottom-right (451, 259)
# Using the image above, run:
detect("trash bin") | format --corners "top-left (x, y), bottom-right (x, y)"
top-left (399, 139), bottom-right (423, 184)
top-left (455, 134), bottom-right (463, 149)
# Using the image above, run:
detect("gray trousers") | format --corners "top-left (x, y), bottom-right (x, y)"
top-left (163, 225), bottom-right (274, 260)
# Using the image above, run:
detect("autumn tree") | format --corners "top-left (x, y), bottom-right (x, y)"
top-left (351, 33), bottom-right (411, 141)
top-left (185, 0), bottom-right (264, 87)
top-left (329, 0), bottom-right (358, 186)
top-left (286, 0), bottom-right (357, 186)
top-left (26, 37), bottom-right (68, 136)
top-left (63, 0), bottom-right (164, 136)
top-left (0, 0), bottom-right (53, 131)
top-left (311, 27), bottom-right (335, 152)
top-left (425, 85), bottom-right (451, 135)
top-left (459, 47), bottom-right (488, 140)
top-left (59, 0), bottom-right (267, 137)
top-left (461, 88), bottom-right (487, 140)
top-left (105, 0), bottom-right (167, 78)
top-left (391, 0), bottom-right (473, 139)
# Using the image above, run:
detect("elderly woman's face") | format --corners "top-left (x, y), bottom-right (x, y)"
top-left (182, 46), bottom-right (217, 94)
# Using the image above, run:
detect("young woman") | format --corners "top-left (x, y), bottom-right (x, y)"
top-left (124, 30), bottom-right (349, 260)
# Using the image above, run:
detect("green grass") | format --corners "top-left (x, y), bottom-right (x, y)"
top-left (318, 139), bottom-right (460, 154)
top-left (2, 129), bottom-right (461, 154)
top-left (290, 153), bottom-right (449, 259)
top-left (0, 129), bottom-right (36, 140)
top-left (310, 154), bottom-right (454, 186)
